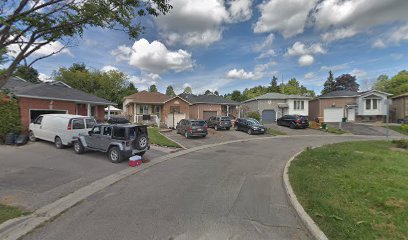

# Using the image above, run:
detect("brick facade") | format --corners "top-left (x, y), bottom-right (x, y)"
top-left (162, 97), bottom-right (190, 123)
top-left (189, 104), bottom-right (222, 119)
top-left (308, 97), bottom-right (356, 122)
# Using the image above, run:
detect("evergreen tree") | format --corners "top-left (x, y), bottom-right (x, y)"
top-left (183, 86), bottom-right (192, 94)
top-left (321, 70), bottom-right (336, 95)
top-left (149, 84), bottom-right (158, 92)
top-left (269, 76), bottom-right (280, 92)
top-left (165, 85), bottom-right (176, 96)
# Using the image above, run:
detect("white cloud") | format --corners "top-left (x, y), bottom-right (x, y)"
top-left (38, 73), bottom-right (52, 82)
top-left (351, 68), bottom-right (367, 78)
top-left (111, 38), bottom-right (194, 74)
top-left (225, 61), bottom-right (276, 80)
top-left (304, 72), bottom-right (315, 80)
top-left (129, 73), bottom-right (160, 91)
top-left (156, 0), bottom-right (252, 46)
top-left (372, 39), bottom-right (386, 48)
top-left (286, 42), bottom-right (326, 56)
top-left (257, 49), bottom-right (276, 59)
top-left (320, 63), bottom-right (350, 71)
top-left (254, 33), bottom-right (274, 52)
top-left (7, 38), bottom-right (72, 58)
top-left (254, 0), bottom-right (317, 38)
top-left (373, 23), bottom-right (408, 48)
top-left (298, 55), bottom-right (314, 66)
top-left (226, 68), bottom-right (256, 80)
top-left (321, 27), bottom-right (358, 42)
top-left (101, 65), bottom-right (119, 72)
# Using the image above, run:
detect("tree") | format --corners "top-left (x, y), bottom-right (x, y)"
top-left (321, 70), bottom-right (336, 95)
top-left (149, 84), bottom-right (158, 92)
top-left (279, 78), bottom-right (315, 96)
top-left (165, 85), bottom-right (175, 96)
top-left (373, 71), bottom-right (408, 95)
top-left (225, 90), bottom-right (245, 102)
top-left (373, 74), bottom-right (389, 92)
top-left (13, 65), bottom-right (40, 83)
top-left (204, 90), bottom-right (212, 95)
top-left (214, 90), bottom-right (219, 96)
top-left (183, 86), bottom-right (192, 94)
top-left (269, 76), bottom-right (280, 92)
top-left (334, 74), bottom-right (359, 92)
top-left (0, 0), bottom-right (172, 88)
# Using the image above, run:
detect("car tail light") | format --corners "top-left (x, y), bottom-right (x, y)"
top-left (295, 119), bottom-right (301, 123)
top-left (204, 125), bottom-right (208, 130)
top-left (67, 122), bottom-right (72, 130)
top-left (189, 127), bottom-right (192, 132)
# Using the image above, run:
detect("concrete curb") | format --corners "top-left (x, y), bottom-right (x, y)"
top-left (0, 134), bottom-right (392, 239)
top-left (283, 149), bottom-right (329, 240)
top-left (158, 130), bottom-right (188, 150)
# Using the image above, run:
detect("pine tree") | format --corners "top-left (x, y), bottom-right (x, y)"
top-left (165, 85), bottom-right (176, 96)
top-left (321, 70), bottom-right (336, 95)
top-left (269, 76), bottom-right (280, 92)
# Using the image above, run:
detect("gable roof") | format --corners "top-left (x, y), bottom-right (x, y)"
top-left (2, 77), bottom-right (116, 105)
top-left (178, 93), bottom-right (239, 105)
top-left (318, 90), bottom-right (392, 99)
top-left (243, 92), bottom-right (311, 103)
top-left (392, 92), bottom-right (408, 99)
top-left (124, 91), bottom-right (172, 104)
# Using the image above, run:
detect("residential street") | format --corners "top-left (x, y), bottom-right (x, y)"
top-left (23, 135), bottom-right (380, 240)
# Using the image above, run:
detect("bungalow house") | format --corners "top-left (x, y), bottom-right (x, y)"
top-left (309, 90), bottom-right (392, 122)
top-left (241, 93), bottom-right (312, 123)
top-left (391, 93), bottom-right (408, 122)
top-left (123, 91), bottom-right (239, 127)
top-left (2, 77), bottom-right (116, 132)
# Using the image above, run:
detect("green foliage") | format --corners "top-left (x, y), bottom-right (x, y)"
top-left (13, 65), bottom-right (40, 83)
top-left (280, 78), bottom-right (315, 96)
top-left (321, 70), bottom-right (336, 95)
top-left (392, 139), bottom-right (408, 149)
top-left (149, 84), bottom-right (158, 92)
top-left (334, 74), bottom-right (359, 92)
top-left (183, 86), bottom-right (192, 94)
top-left (373, 70), bottom-right (408, 95)
top-left (269, 76), bottom-right (280, 92)
top-left (165, 85), bottom-right (176, 96)
top-left (0, 203), bottom-right (29, 224)
top-left (401, 124), bottom-right (408, 131)
top-left (246, 111), bottom-right (260, 121)
top-left (53, 63), bottom-right (135, 107)
top-left (0, 95), bottom-right (21, 142)
top-left (147, 128), bottom-right (180, 148)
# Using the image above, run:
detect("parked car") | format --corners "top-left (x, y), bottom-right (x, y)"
top-left (176, 119), bottom-right (208, 138)
top-left (234, 118), bottom-right (266, 135)
top-left (207, 116), bottom-right (232, 130)
top-left (29, 114), bottom-right (96, 148)
top-left (73, 124), bottom-right (149, 163)
top-left (277, 115), bottom-right (309, 129)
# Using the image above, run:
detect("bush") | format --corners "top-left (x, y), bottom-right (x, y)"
top-left (246, 111), bottom-right (261, 121)
top-left (392, 139), bottom-right (408, 149)
top-left (400, 124), bottom-right (408, 131)
top-left (0, 94), bottom-right (21, 143)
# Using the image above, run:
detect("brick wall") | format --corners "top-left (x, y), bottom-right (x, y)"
top-left (162, 97), bottom-right (190, 123)
top-left (96, 105), bottom-right (105, 122)
top-left (189, 104), bottom-right (222, 120)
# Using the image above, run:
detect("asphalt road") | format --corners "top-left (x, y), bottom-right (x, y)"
top-left (22, 135), bottom-right (380, 240)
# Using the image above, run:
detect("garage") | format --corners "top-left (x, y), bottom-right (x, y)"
top-left (324, 108), bottom-right (343, 122)
top-left (203, 111), bottom-right (217, 120)
top-left (30, 110), bottom-right (67, 122)
top-left (262, 110), bottom-right (276, 124)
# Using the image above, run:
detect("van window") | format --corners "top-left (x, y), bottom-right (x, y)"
top-left (72, 119), bottom-right (85, 129)
top-left (34, 116), bottom-right (43, 124)
top-left (112, 127), bottom-right (126, 139)
top-left (86, 118), bottom-right (96, 128)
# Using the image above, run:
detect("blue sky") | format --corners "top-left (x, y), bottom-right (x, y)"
top-left (28, 0), bottom-right (408, 95)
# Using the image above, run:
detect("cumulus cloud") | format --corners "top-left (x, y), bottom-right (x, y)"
top-left (156, 0), bottom-right (253, 46)
top-left (321, 27), bottom-right (358, 42)
top-left (298, 55), bottom-right (314, 66)
top-left (225, 61), bottom-right (276, 80)
top-left (373, 23), bottom-right (408, 48)
top-left (254, 33), bottom-right (274, 52)
top-left (7, 38), bottom-right (72, 58)
top-left (226, 68), bottom-right (256, 80)
top-left (101, 65), bottom-right (119, 72)
top-left (129, 73), bottom-right (161, 91)
top-left (304, 72), bottom-right (315, 80)
top-left (111, 38), bottom-right (194, 74)
top-left (254, 0), bottom-right (317, 38)
top-left (351, 68), bottom-right (367, 78)
top-left (38, 73), bottom-right (52, 82)
top-left (286, 42), bottom-right (327, 56)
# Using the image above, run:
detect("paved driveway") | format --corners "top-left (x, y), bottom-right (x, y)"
top-left (0, 141), bottom-right (166, 211)
top-left (162, 128), bottom-right (269, 149)
top-left (264, 123), bottom-right (331, 136)
top-left (23, 135), bottom-right (379, 240)
top-left (327, 122), bottom-right (406, 137)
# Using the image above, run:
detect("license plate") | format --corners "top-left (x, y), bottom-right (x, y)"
top-left (261, 129), bottom-right (265, 132)
top-left (197, 128), bottom-right (202, 131)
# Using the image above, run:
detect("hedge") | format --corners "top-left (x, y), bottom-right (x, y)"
top-left (0, 94), bottom-right (21, 143)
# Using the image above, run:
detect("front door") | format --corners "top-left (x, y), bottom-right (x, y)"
top-left (100, 126), bottom-right (113, 150)
top-left (86, 126), bottom-right (102, 149)
top-left (348, 108), bottom-right (356, 122)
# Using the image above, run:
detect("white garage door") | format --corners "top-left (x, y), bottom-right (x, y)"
top-left (324, 108), bottom-right (343, 122)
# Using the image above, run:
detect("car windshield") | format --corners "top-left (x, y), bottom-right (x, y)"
top-left (247, 119), bottom-right (260, 125)
top-left (86, 118), bottom-right (96, 128)
top-left (191, 121), bottom-right (206, 126)
top-left (221, 117), bottom-right (231, 121)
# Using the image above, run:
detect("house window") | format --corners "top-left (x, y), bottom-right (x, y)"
top-left (294, 101), bottom-right (304, 110)
top-left (373, 99), bottom-right (378, 110)
top-left (170, 106), bottom-right (180, 113)
top-left (139, 105), bottom-right (149, 114)
top-left (366, 99), bottom-right (371, 110)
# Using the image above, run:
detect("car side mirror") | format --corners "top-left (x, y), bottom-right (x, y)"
top-left (88, 131), bottom-right (93, 135)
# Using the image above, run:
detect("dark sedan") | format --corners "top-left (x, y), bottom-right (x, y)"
top-left (176, 119), bottom-right (208, 138)
top-left (234, 118), bottom-right (266, 135)
top-left (277, 115), bottom-right (309, 129)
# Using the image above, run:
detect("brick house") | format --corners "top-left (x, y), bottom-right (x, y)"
top-left (309, 90), bottom-right (392, 122)
top-left (123, 91), bottom-right (239, 127)
top-left (3, 77), bottom-right (115, 132)
top-left (391, 93), bottom-right (408, 122)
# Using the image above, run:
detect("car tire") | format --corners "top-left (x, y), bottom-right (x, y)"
top-left (214, 125), bottom-right (218, 131)
top-left (247, 129), bottom-right (253, 135)
top-left (73, 140), bottom-right (84, 154)
top-left (55, 136), bottom-right (64, 149)
top-left (135, 134), bottom-right (148, 150)
top-left (185, 131), bottom-right (189, 139)
top-left (29, 131), bottom-right (37, 142)
top-left (109, 146), bottom-right (122, 163)
top-left (226, 127), bottom-right (230, 130)
top-left (290, 123), bottom-right (296, 129)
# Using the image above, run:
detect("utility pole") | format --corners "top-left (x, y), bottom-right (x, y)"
top-left (385, 99), bottom-right (390, 141)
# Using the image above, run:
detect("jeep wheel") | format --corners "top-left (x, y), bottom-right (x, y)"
top-left (135, 135), bottom-right (148, 150)
top-left (29, 131), bottom-right (37, 142)
top-left (73, 140), bottom-right (84, 154)
top-left (55, 136), bottom-right (64, 149)
top-left (109, 147), bottom-right (122, 163)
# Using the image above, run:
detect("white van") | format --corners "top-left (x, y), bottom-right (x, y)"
top-left (29, 114), bottom-right (96, 148)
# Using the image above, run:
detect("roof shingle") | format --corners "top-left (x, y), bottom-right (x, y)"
top-left (124, 91), bottom-right (172, 104)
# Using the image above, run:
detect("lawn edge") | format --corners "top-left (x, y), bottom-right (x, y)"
top-left (157, 130), bottom-right (187, 149)
top-left (283, 149), bottom-right (329, 240)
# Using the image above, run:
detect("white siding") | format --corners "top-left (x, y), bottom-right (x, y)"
top-left (287, 99), bottom-right (309, 116)
top-left (357, 92), bottom-right (389, 116)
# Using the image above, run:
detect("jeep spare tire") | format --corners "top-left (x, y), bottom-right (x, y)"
top-left (135, 135), bottom-right (148, 150)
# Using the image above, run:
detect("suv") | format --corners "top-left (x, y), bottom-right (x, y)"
top-left (234, 118), bottom-right (266, 135)
top-left (207, 116), bottom-right (232, 131)
top-left (277, 115), bottom-right (309, 129)
top-left (73, 124), bottom-right (149, 163)
top-left (176, 119), bottom-right (208, 138)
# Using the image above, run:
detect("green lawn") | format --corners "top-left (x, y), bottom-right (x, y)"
top-left (266, 128), bottom-right (287, 136)
top-left (324, 126), bottom-right (347, 135)
top-left (0, 204), bottom-right (28, 224)
top-left (387, 125), bottom-right (408, 136)
top-left (147, 128), bottom-right (180, 148)
top-left (289, 141), bottom-right (408, 240)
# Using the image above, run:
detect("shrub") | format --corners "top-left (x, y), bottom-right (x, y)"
top-left (246, 111), bottom-right (261, 121)
top-left (400, 124), bottom-right (408, 131)
top-left (392, 139), bottom-right (408, 149)
top-left (0, 94), bottom-right (21, 143)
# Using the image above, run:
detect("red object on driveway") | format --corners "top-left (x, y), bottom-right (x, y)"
top-left (129, 156), bottom-right (143, 167)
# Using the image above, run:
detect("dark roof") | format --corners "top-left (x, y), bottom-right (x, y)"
top-left (392, 92), bottom-right (408, 99)
top-left (319, 90), bottom-right (359, 98)
top-left (2, 77), bottom-right (115, 105)
top-left (243, 92), bottom-right (311, 103)
top-left (124, 91), bottom-right (171, 104)
top-left (178, 93), bottom-right (239, 105)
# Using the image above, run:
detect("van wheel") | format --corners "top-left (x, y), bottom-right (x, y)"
top-left (29, 131), bottom-right (37, 142)
top-left (109, 147), bottom-right (122, 163)
top-left (73, 140), bottom-right (84, 154)
top-left (55, 136), bottom-right (64, 149)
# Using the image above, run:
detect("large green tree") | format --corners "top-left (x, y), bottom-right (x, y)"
top-left (280, 78), bottom-right (315, 96)
top-left (321, 70), bottom-right (335, 95)
top-left (149, 84), bottom-right (158, 92)
top-left (183, 86), bottom-right (192, 94)
top-left (334, 74), bottom-right (359, 92)
top-left (13, 65), bottom-right (40, 83)
top-left (269, 76), bottom-right (280, 92)
top-left (373, 71), bottom-right (408, 95)
top-left (165, 85), bottom-right (176, 96)
top-left (0, 0), bottom-right (172, 88)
